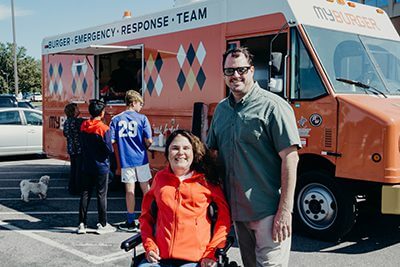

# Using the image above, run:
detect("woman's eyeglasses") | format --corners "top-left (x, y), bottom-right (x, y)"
top-left (223, 66), bottom-right (251, 76)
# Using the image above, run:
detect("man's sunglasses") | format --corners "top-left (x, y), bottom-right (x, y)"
top-left (223, 66), bottom-right (251, 76)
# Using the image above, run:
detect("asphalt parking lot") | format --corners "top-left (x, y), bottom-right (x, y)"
top-left (0, 156), bottom-right (399, 267)
top-left (0, 157), bottom-right (136, 266)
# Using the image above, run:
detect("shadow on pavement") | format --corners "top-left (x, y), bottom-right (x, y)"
top-left (292, 212), bottom-right (400, 254)
top-left (0, 154), bottom-right (48, 162)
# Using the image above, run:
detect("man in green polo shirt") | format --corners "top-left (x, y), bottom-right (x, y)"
top-left (207, 47), bottom-right (301, 267)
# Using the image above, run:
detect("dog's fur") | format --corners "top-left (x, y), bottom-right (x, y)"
top-left (20, 175), bottom-right (50, 202)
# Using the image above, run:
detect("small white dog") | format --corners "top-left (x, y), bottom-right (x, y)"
top-left (20, 175), bottom-right (50, 202)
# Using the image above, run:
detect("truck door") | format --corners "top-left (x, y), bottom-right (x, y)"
top-left (289, 28), bottom-right (338, 159)
top-left (227, 30), bottom-right (337, 156)
top-left (227, 33), bottom-right (287, 97)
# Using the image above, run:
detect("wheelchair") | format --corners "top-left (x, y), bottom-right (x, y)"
top-left (120, 202), bottom-right (239, 267)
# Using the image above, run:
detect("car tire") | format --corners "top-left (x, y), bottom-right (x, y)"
top-left (294, 170), bottom-right (357, 241)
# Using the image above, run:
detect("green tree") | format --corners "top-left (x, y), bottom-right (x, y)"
top-left (0, 42), bottom-right (41, 95)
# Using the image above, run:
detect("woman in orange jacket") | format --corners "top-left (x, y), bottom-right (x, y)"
top-left (139, 129), bottom-right (231, 267)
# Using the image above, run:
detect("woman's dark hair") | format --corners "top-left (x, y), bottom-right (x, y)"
top-left (164, 129), bottom-right (220, 185)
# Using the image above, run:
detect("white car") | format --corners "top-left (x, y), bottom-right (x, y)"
top-left (0, 108), bottom-right (43, 156)
top-left (32, 93), bottom-right (42, 102)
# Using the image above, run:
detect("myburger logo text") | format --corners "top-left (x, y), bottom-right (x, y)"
top-left (313, 6), bottom-right (380, 31)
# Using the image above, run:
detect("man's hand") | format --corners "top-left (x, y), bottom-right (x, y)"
top-left (146, 249), bottom-right (161, 263)
top-left (201, 258), bottom-right (217, 267)
top-left (273, 145), bottom-right (299, 243)
top-left (272, 208), bottom-right (292, 243)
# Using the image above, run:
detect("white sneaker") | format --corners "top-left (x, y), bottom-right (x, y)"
top-left (77, 223), bottom-right (86, 234)
top-left (96, 223), bottom-right (116, 235)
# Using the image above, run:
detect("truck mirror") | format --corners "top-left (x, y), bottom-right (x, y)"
top-left (268, 52), bottom-right (283, 93)
top-left (269, 77), bottom-right (283, 93)
top-left (270, 52), bottom-right (283, 73)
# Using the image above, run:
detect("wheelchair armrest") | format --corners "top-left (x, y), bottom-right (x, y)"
top-left (215, 235), bottom-right (235, 258)
top-left (120, 233), bottom-right (143, 252)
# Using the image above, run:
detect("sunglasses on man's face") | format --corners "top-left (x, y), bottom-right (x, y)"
top-left (223, 66), bottom-right (251, 76)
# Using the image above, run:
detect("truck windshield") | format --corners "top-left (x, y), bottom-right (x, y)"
top-left (304, 25), bottom-right (400, 95)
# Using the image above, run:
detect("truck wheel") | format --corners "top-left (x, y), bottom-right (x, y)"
top-left (294, 170), bottom-right (357, 241)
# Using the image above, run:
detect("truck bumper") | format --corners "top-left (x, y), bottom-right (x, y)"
top-left (381, 185), bottom-right (400, 214)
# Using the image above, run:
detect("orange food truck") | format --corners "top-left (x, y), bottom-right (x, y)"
top-left (41, 0), bottom-right (400, 240)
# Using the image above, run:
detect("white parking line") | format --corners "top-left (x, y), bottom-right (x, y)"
top-left (0, 178), bottom-right (68, 181)
top-left (0, 219), bottom-right (132, 264)
top-left (0, 186), bottom-right (67, 190)
top-left (0, 211), bottom-right (135, 215)
top-left (0, 197), bottom-right (126, 201)
top-left (0, 159), bottom-right (69, 167)
top-left (0, 172), bottom-right (67, 174)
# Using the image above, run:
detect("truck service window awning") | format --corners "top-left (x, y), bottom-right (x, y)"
top-left (57, 44), bottom-right (141, 55)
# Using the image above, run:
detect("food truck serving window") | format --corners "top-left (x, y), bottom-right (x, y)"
top-left (98, 48), bottom-right (143, 104)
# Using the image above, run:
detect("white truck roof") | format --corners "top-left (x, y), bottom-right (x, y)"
top-left (42, 0), bottom-right (399, 55)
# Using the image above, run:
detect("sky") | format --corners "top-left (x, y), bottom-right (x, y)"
top-left (0, 0), bottom-right (175, 60)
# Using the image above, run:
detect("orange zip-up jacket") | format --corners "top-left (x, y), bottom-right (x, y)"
top-left (139, 167), bottom-right (231, 262)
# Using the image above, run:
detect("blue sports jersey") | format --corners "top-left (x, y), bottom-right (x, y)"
top-left (110, 110), bottom-right (152, 168)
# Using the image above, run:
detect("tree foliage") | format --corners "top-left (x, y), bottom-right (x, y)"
top-left (0, 42), bottom-right (41, 94)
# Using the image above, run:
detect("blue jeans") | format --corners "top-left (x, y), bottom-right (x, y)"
top-left (138, 259), bottom-right (199, 267)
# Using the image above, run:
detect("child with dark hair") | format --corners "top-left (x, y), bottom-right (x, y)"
top-left (63, 103), bottom-right (84, 195)
top-left (77, 100), bottom-right (115, 235)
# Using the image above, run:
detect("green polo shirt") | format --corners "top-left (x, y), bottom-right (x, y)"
top-left (207, 83), bottom-right (301, 221)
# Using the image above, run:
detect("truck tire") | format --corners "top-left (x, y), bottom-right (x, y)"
top-left (294, 170), bottom-right (357, 241)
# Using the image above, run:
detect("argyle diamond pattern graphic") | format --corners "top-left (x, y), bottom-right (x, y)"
top-left (196, 67), bottom-right (206, 90)
top-left (177, 70), bottom-right (186, 92)
top-left (48, 63), bottom-right (64, 95)
top-left (49, 64), bottom-right (54, 78)
top-left (145, 52), bottom-right (163, 96)
top-left (70, 60), bottom-right (89, 96)
top-left (147, 77), bottom-right (154, 96)
top-left (72, 79), bottom-right (77, 94)
top-left (186, 44), bottom-right (196, 66)
top-left (155, 53), bottom-right (163, 72)
top-left (82, 78), bottom-right (88, 94)
top-left (176, 42), bottom-right (207, 91)
top-left (48, 59), bottom-right (89, 97)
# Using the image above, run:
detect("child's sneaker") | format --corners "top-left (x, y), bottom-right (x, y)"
top-left (76, 223), bottom-right (86, 234)
top-left (118, 220), bottom-right (139, 232)
top-left (96, 223), bottom-right (116, 235)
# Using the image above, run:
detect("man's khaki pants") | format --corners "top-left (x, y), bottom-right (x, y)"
top-left (234, 215), bottom-right (291, 267)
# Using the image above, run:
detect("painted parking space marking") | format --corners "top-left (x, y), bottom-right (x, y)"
top-left (0, 158), bottom-right (142, 265)
top-left (0, 159), bottom-right (69, 167)
top-left (0, 219), bottom-right (133, 264)
top-left (0, 171), bottom-right (67, 174)
top-left (0, 186), bottom-right (67, 190)
top-left (0, 197), bottom-right (126, 201)
top-left (0, 211), bottom-right (130, 215)
top-left (0, 178), bottom-right (68, 181)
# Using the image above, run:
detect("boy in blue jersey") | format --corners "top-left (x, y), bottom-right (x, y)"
top-left (110, 90), bottom-right (153, 232)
